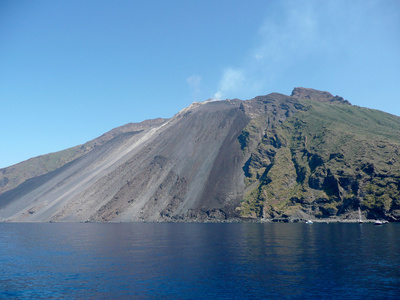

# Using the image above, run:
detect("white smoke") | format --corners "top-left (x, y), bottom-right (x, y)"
top-left (213, 68), bottom-right (245, 100)
top-left (211, 1), bottom-right (320, 100)
top-left (211, 0), bottom-right (378, 100)
top-left (186, 74), bottom-right (202, 101)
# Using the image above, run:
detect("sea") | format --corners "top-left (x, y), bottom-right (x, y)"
top-left (1, 222), bottom-right (399, 299)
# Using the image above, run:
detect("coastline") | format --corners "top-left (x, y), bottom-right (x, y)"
top-left (0, 216), bottom-right (394, 224)
top-left (261, 218), bottom-right (391, 224)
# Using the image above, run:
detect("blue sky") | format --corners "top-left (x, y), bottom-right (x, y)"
top-left (1, 0), bottom-right (399, 168)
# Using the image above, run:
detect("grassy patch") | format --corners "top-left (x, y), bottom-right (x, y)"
top-left (240, 98), bottom-right (400, 219)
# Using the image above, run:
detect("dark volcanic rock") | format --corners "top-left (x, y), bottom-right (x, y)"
top-left (291, 87), bottom-right (351, 105)
top-left (0, 99), bottom-right (251, 222)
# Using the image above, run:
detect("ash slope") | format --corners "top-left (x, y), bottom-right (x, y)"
top-left (0, 99), bottom-right (251, 222)
top-left (1, 88), bottom-right (400, 222)
top-left (0, 118), bottom-right (167, 195)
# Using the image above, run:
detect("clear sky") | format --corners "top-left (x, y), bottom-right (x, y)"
top-left (1, 0), bottom-right (399, 168)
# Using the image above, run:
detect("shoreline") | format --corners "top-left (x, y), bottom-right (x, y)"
top-left (261, 218), bottom-right (391, 224)
top-left (0, 217), bottom-right (395, 224)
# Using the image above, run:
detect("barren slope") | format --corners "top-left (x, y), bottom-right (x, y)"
top-left (0, 118), bottom-right (167, 194)
top-left (0, 100), bottom-right (248, 221)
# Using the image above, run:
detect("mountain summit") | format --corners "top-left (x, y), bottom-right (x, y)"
top-left (1, 88), bottom-right (399, 222)
top-left (291, 87), bottom-right (351, 105)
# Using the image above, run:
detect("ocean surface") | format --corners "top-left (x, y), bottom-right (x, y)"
top-left (1, 222), bottom-right (399, 299)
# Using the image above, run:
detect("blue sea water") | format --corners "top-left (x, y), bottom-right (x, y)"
top-left (0, 222), bottom-right (399, 299)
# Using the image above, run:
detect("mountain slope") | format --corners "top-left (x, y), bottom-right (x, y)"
top-left (241, 89), bottom-right (400, 221)
top-left (0, 118), bottom-right (167, 195)
top-left (1, 88), bottom-right (399, 222)
top-left (0, 100), bottom-right (252, 222)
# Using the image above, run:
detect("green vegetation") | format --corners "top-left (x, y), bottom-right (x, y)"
top-left (238, 116), bottom-right (269, 152)
top-left (240, 99), bottom-right (400, 221)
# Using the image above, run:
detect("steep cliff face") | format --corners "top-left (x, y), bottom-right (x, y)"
top-left (1, 88), bottom-right (399, 222)
top-left (240, 89), bottom-right (400, 221)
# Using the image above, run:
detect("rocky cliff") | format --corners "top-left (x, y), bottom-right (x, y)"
top-left (1, 88), bottom-right (399, 222)
top-left (240, 89), bottom-right (400, 222)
